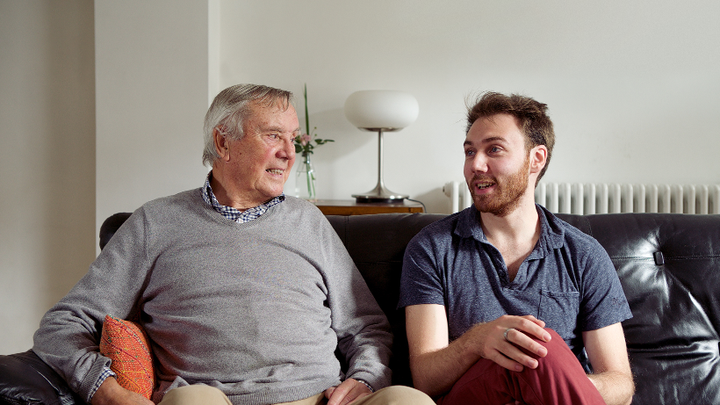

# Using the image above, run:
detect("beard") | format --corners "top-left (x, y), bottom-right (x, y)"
top-left (468, 156), bottom-right (531, 217)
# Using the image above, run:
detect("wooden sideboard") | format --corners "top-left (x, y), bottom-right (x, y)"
top-left (312, 199), bottom-right (425, 216)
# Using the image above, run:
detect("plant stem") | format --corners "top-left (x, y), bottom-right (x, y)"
top-left (303, 83), bottom-right (310, 136)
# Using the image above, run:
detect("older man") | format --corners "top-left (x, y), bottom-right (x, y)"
top-left (399, 92), bottom-right (635, 405)
top-left (33, 84), bottom-right (432, 405)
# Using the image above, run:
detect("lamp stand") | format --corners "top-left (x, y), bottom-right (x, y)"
top-left (352, 128), bottom-right (409, 203)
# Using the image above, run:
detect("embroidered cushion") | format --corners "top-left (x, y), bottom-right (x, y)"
top-left (99, 315), bottom-right (155, 398)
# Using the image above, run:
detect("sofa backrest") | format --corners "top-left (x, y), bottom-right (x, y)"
top-left (328, 212), bottom-right (720, 405)
top-left (326, 213), bottom-right (446, 386)
top-left (557, 213), bottom-right (720, 405)
top-left (99, 211), bottom-right (720, 404)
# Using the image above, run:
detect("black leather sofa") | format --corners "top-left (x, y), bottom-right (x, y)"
top-left (2, 212), bottom-right (719, 404)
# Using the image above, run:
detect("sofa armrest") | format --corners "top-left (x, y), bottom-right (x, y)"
top-left (0, 350), bottom-right (83, 405)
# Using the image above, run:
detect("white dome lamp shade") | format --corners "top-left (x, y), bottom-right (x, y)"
top-left (344, 90), bottom-right (419, 202)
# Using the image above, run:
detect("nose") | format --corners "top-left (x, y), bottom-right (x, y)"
top-left (468, 153), bottom-right (488, 173)
top-left (278, 136), bottom-right (295, 161)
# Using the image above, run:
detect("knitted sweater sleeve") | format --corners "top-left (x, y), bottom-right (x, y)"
top-left (32, 208), bottom-right (152, 403)
top-left (317, 216), bottom-right (393, 390)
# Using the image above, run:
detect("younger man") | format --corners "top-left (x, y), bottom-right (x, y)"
top-left (399, 92), bottom-right (634, 405)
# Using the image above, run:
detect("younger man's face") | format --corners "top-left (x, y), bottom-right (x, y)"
top-left (463, 114), bottom-right (532, 217)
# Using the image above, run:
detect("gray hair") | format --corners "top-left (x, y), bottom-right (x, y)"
top-left (202, 84), bottom-right (293, 167)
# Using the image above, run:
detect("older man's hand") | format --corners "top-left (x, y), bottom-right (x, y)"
top-left (324, 378), bottom-right (373, 405)
top-left (92, 378), bottom-right (153, 405)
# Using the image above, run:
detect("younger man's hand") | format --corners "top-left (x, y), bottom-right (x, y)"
top-left (467, 314), bottom-right (551, 372)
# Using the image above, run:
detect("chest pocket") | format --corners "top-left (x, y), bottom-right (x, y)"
top-left (538, 290), bottom-right (580, 340)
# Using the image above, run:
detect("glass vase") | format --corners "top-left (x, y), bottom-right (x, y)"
top-left (295, 154), bottom-right (317, 201)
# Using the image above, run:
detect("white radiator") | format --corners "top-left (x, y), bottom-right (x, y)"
top-left (442, 181), bottom-right (473, 214)
top-left (443, 182), bottom-right (720, 214)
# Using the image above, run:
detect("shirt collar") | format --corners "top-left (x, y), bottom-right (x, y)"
top-left (454, 204), bottom-right (565, 257)
top-left (202, 171), bottom-right (285, 223)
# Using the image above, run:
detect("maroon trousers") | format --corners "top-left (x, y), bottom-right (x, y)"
top-left (437, 329), bottom-right (606, 405)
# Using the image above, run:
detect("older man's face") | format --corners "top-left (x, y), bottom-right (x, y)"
top-left (223, 101), bottom-right (299, 208)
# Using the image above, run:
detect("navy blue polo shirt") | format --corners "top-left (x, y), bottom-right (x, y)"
top-left (398, 205), bottom-right (632, 368)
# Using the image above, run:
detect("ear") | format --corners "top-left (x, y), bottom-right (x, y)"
top-left (213, 127), bottom-right (231, 161)
top-left (528, 145), bottom-right (548, 175)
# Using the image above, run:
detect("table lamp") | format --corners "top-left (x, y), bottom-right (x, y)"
top-left (344, 90), bottom-right (419, 202)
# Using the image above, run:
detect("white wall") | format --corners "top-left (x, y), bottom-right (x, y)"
top-left (220, 0), bottom-right (720, 213)
top-left (0, 1), bottom-right (96, 354)
top-left (0, 0), bottom-right (212, 354)
top-left (95, 0), bottom-right (211, 234)
top-left (2, 0), bottom-right (719, 354)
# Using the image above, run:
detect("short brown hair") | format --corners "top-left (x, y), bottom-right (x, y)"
top-left (466, 92), bottom-right (555, 181)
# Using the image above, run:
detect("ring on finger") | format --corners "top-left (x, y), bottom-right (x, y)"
top-left (503, 328), bottom-right (514, 341)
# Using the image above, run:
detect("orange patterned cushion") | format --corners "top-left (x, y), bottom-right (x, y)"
top-left (99, 315), bottom-right (155, 398)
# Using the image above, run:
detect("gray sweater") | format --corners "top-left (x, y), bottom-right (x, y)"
top-left (32, 190), bottom-right (392, 404)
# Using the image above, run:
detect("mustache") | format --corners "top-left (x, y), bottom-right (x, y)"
top-left (469, 175), bottom-right (496, 184)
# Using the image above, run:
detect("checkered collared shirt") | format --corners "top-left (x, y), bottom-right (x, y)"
top-left (89, 367), bottom-right (116, 399)
top-left (202, 172), bottom-right (285, 223)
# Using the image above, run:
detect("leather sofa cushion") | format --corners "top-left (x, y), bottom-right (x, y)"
top-left (0, 350), bottom-right (83, 405)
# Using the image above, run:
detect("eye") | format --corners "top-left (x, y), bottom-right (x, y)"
top-left (488, 145), bottom-right (503, 154)
top-left (464, 148), bottom-right (475, 158)
top-left (266, 133), bottom-right (280, 140)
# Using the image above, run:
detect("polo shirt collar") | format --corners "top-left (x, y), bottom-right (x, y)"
top-left (454, 204), bottom-right (566, 258)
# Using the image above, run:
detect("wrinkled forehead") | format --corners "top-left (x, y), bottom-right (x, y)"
top-left (243, 101), bottom-right (299, 132)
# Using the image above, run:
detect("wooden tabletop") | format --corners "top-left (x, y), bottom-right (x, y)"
top-left (312, 199), bottom-right (425, 215)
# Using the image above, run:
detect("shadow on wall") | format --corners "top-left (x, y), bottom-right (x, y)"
top-left (41, 1), bottom-right (97, 308)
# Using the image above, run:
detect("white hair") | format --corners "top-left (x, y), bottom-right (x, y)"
top-left (201, 84), bottom-right (293, 167)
